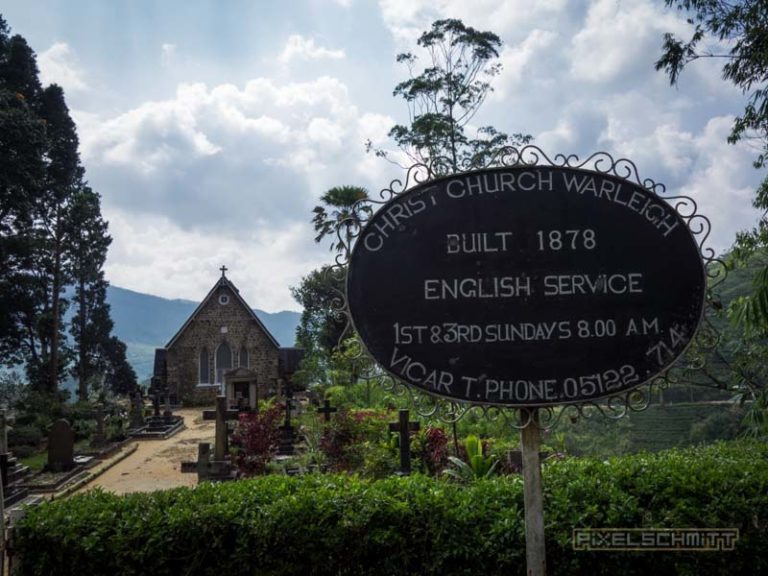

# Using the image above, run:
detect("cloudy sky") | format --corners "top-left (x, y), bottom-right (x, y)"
top-left (2, 0), bottom-right (763, 312)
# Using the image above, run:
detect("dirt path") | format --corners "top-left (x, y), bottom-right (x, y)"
top-left (84, 408), bottom-right (214, 495)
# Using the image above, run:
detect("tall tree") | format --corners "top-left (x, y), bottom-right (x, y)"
top-left (0, 33), bottom-right (42, 105)
top-left (66, 188), bottom-right (113, 400)
top-left (656, 0), bottom-right (768, 330)
top-left (291, 266), bottom-right (348, 356)
top-left (312, 185), bottom-right (372, 256)
top-left (0, 22), bottom-right (46, 373)
top-left (0, 14), bottom-right (132, 400)
top-left (0, 90), bottom-right (44, 364)
top-left (371, 19), bottom-right (531, 173)
top-left (26, 84), bottom-right (84, 393)
top-left (102, 336), bottom-right (138, 397)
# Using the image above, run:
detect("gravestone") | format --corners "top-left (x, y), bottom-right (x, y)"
top-left (47, 419), bottom-right (74, 472)
top-left (91, 405), bottom-right (106, 447)
top-left (163, 387), bottom-right (173, 420)
top-left (0, 410), bottom-right (7, 454)
top-left (0, 411), bottom-right (30, 506)
top-left (152, 392), bottom-right (161, 417)
top-left (317, 399), bottom-right (337, 423)
top-left (388, 409), bottom-right (420, 475)
top-left (130, 391), bottom-right (145, 428)
top-left (196, 442), bottom-right (211, 480)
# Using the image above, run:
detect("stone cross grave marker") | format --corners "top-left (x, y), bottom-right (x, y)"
top-left (317, 399), bottom-right (337, 423)
top-left (152, 392), bottom-right (161, 417)
top-left (202, 396), bottom-right (239, 461)
top-left (47, 419), bottom-right (75, 472)
top-left (388, 409), bottom-right (420, 475)
top-left (278, 382), bottom-right (297, 455)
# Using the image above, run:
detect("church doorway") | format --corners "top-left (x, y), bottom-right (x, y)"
top-left (223, 368), bottom-right (259, 411)
top-left (234, 381), bottom-right (253, 410)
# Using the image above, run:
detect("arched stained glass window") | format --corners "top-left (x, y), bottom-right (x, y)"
top-left (240, 346), bottom-right (249, 368)
top-left (199, 348), bottom-right (209, 384)
top-left (215, 342), bottom-right (232, 383)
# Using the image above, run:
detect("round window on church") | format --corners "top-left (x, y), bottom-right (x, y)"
top-left (219, 294), bottom-right (229, 305)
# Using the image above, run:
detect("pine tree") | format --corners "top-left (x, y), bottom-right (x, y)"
top-left (102, 336), bottom-right (138, 396)
top-left (66, 188), bottom-right (113, 400)
top-left (25, 84), bottom-right (84, 393)
top-left (0, 91), bottom-right (45, 364)
top-left (0, 20), bottom-right (46, 371)
top-left (0, 14), bottom-right (134, 399)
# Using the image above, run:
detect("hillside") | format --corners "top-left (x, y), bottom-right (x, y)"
top-left (106, 285), bottom-right (301, 381)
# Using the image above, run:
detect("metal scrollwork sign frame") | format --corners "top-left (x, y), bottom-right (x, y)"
top-left (324, 145), bottom-right (725, 430)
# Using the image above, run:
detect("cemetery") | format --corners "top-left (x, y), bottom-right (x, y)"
top-left (3, 4), bottom-right (768, 576)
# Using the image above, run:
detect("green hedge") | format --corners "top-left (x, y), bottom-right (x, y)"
top-left (14, 441), bottom-right (768, 575)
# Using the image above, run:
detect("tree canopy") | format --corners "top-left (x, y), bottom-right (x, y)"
top-left (372, 18), bottom-right (531, 173)
top-left (0, 13), bottom-right (135, 399)
top-left (657, 1), bottom-right (768, 331)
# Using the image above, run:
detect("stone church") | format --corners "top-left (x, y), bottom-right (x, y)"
top-left (151, 268), bottom-right (302, 407)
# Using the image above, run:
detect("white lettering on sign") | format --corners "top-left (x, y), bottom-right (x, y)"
top-left (362, 190), bottom-right (433, 252)
top-left (347, 165), bottom-right (706, 407)
top-left (645, 325), bottom-right (688, 365)
top-left (560, 173), bottom-right (679, 237)
top-left (424, 276), bottom-right (532, 300)
top-left (543, 273), bottom-right (643, 296)
top-left (394, 317), bottom-right (665, 346)
top-left (446, 232), bottom-right (514, 254)
top-left (389, 346), bottom-right (453, 393)
top-left (446, 170), bottom-right (554, 198)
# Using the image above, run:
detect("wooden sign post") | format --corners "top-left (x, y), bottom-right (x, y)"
top-left (521, 409), bottom-right (545, 576)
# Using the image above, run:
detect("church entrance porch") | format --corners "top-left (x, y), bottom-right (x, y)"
top-left (223, 367), bottom-right (259, 411)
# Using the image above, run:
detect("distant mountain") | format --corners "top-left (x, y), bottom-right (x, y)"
top-left (106, 285), bottom-right (301, 381)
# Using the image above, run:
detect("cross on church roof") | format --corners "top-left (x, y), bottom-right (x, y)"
top-left (220, 265), bottom-right (228, 277)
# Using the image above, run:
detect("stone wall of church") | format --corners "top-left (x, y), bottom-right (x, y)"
top-left (165, 284), bottom-right (280, 405)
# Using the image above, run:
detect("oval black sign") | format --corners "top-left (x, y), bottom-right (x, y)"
top-left (347, 166), bottom-right (706, 407)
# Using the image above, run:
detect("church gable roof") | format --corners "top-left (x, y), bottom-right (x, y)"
top-left (164, 271), bottom-right (280, 350)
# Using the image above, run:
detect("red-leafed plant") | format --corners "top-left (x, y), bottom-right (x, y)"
top-left (319, 408), bottom-right (390, 471)
top-left (419, 426), bottom-right (449, 476)
top-left (232, 404), bottom-right (283, 475)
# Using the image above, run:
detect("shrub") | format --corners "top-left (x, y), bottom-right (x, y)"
top-left (13, 441), bottom-right (768, 576)
top-left (7, 425), bottom-right (43, 449)
top-left (414, 426), bottom-right (449, 476)
top-left (232, 404), bottom-right (282, 475)
top-left (319, 408), bottom-right (390, 471)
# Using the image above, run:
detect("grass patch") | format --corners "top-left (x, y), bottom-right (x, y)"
top-left (20, 450), bottom-right (47, 472)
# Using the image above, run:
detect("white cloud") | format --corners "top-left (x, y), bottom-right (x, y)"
top-left (30, 0), bottom-right (763, 311)
top-left (103, 208), bottom-right (320, 311)
top-left (374, 0), bottom-right (764, 256)
top-left (161, 43), bottom-right (177, 68)
top-left (569, 0), bottom-right (688, 84)
top-left (495, 29), bottom-right (557, 95)
top-left (37, 42), bottom-right (89, 91)
top-left (278, 35), bottom-right (346, 64)
top-left (78, 75), bottom-right (401, 273)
